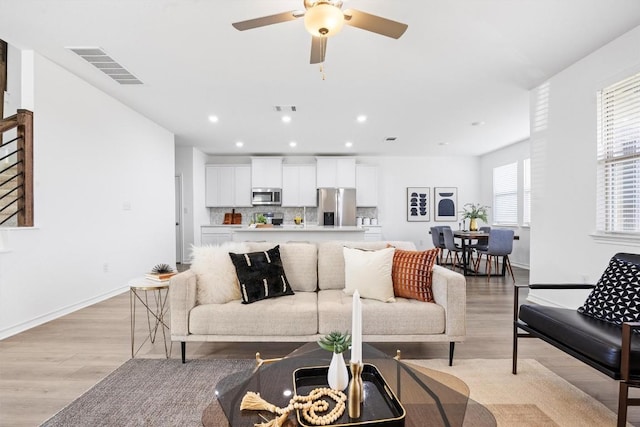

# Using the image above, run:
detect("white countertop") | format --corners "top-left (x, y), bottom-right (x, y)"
top-left (201, 224), bottom-right (243, 228)
top-left (234, 225), bottom-right (366, 232)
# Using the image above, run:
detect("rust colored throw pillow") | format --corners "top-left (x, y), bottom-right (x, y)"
top-left (391, 248), bottom-right (439, 302)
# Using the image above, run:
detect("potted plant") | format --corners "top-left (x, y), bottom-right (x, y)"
top-left (318, 331), bottom-right (351, 391)
top-left (460, 203), bottom-right (490, 231)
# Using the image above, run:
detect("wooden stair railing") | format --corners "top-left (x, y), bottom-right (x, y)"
top-left (0, 109), bottom-right (33, 227)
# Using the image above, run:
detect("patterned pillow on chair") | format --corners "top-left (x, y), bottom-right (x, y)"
top-left (578, 256), bottom-right (640, 325)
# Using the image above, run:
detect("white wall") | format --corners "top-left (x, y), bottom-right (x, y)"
top-left (529, 25), bottom-right (640, 308)
top-left (479, 140), bottom-right (531, 268)
top-left (0, 52), bottom-right (175, 339)
top-left (358, 156), bottom-right (480, 249)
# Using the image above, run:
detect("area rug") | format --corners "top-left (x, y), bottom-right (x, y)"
top-left (408, 359), bottom-right (622, 427)
top-left (41, 358), bottom-right (621, 427)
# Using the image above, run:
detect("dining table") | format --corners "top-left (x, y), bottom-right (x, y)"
top-left (453, 230), bottom-right (519, 276)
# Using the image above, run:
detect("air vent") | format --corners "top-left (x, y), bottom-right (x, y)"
top-left (384, 137), bottom-right (398, 142)
top-left (67, 47), bottom-right (143, 85)
top-left (274, 105), bottom-right (297, 112)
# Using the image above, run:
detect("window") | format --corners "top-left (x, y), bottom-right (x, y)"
top-left (523, 158), bottom-right (531, 225)
top-left (493, 162), bottom-right (518, 224)
top-left (596, 71), bottom-right (640, 234)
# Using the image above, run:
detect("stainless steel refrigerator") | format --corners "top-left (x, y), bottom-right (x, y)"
top-left (317, 188), bottom-right (357, 226)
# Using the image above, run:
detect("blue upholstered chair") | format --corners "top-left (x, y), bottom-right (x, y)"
top-left (469, 226), bottom-right (491, 252)
top-left (442, 227), bottom-right (472, 271)
top-left (474, 228), bottom-right (515, 281)
top-left (430, 226), bottom-right (447, 264)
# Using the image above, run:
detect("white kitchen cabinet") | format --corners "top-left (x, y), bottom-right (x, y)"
top-left (234, 166), bottom-right (252, 207)
top-left (363, 226), bottom-right (382, 241)
top-left (316, 157), bottom-right (356, 188)
top-left (251, 157), bottom-right (283, 188)
top-left (282, 165), bottom-right (317, 207)
top-left (201, 226), bottom-right (234, 246)
top-left (205, 165), bottom-right (252, 207)
top-left (356, 165), bottom-right (378, 207)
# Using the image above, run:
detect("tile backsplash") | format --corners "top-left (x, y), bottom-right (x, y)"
top-left (209, 207), bottom-right (378, 225)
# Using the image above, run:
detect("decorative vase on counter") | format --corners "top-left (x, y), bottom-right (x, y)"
top-left (469, 218), bottom-right (478, 231)
top-left (327, 352), bottom-right (349, 391)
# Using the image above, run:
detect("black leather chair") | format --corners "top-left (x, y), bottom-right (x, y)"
top-left (513, 253), bottom-right (640, 427)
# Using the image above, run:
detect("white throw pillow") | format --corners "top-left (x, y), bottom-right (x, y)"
top-left (343, 246), bottom-right (396, 303)
top-left (190, 242), bottom-right (248, 304)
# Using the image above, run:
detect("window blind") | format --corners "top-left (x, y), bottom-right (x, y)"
top-left (493, 162), bottom-right (518, 224)
top-left (523, 158), bottom-right (531, 225)
top-left (596, 71), bottom-right (640, 234)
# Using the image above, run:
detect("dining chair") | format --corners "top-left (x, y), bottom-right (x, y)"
top-left (430, 226), bottom-right (447, 264)
top-left (474, 228), bottom-right (515, 282)
top-left (442, 227), bottom-right (471, 271)
top-left (469, 226), bottom-right (491, 252)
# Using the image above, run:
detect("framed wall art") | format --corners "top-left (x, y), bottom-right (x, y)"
top-left (434, 187), bottom-right (458, 221)
top-left (407, 187), bottom-right (430, 221)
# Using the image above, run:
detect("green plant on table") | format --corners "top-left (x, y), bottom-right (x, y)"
top-left (256, 214), bottom-right (267, 224)
top-left (318, 331), bottom-right (351, 354)
top-left (460, 203), bottom-right (490, 222)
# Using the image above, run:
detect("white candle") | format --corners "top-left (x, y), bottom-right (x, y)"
top-left (351, 290), bottom-right (362, 363)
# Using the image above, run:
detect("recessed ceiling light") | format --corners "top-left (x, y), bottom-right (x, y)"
top-left (356, 115), bottom-right (367, 123)
top-left (282, 115), bottom-right (292, 123)
top-left (208, 115), bottom-right (219, 123)
top-left (235, 141), bottom-right (244, 148)
top-left (289, 141), bottom-right (297, 147)
top-left (471, 121), bottom-right (486, 126)
top-left (345, 141), bottom-right (353, 148)
top-left (438, 142), bottom-right (449, 146)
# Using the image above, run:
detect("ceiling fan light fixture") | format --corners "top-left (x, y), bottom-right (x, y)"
top-left (304, 3), bottom-right (345, 37)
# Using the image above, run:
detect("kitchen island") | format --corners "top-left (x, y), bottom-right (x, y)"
top-left (232, 225), bottom-right (369, 242)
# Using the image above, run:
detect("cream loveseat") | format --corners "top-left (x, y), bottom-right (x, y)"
top-left (169, 241), bottom-right (466, 364)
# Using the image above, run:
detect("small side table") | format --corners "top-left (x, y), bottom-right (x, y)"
top-left (129, 277), bottom-right (172, 358)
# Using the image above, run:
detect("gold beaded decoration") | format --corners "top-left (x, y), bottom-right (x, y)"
top-left (241, 387), bottom-right (347, 427)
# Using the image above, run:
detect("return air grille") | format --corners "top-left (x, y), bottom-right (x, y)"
top-left (67, 47), bottom-right (143, 85)
top-left (274, 105), bottom-right (297, 112)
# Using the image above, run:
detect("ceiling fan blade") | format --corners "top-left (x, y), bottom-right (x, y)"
top-left (343, 9), bottom-right (408, 39)
top-left (310, 36), bottom-right (327, 64)
top-left (232, 11), bottom-right (301, 31)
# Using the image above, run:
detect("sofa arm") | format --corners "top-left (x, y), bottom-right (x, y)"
top-left (431, 265), bottom-right (466, 337)
top-left (169, 270), bottom-right (198, 337)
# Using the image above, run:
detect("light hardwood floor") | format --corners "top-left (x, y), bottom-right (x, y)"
top-left (0, 265), bottom-right (638, 426)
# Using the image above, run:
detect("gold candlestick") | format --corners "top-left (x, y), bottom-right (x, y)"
top-left (348, 361), bottom-right (363, 419)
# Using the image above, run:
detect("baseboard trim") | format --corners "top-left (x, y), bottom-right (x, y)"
top-left (0, 286), bottom-right (129, 340)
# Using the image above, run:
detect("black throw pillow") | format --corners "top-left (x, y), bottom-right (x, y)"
top-left (578, 256), bottom-right (640, 325)
top-left (229, 245), bottom-right (294, 304)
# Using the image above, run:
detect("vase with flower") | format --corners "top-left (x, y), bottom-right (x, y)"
top-left (460, 203), bottom-right (490, 231)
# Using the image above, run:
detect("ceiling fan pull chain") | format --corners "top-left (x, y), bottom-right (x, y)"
top-left (320, 63), bottom-right (326, 80)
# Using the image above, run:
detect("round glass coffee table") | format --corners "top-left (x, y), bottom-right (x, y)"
top-left (203, 342), bottom-right (496, 427)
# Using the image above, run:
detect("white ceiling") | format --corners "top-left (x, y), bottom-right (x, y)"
top-left (2, 0), bottom-right (640, 157)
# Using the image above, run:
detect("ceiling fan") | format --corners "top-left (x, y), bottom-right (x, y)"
top-left (232, 0), bottom-right (408, 64)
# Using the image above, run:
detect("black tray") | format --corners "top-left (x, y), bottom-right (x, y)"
top-left (293, 363), bottom-right (406, 427)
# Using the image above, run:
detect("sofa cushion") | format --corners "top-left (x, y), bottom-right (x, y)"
top-left (318, 241), bottom-right (417, 290)
top-left (229, 245), bottom-right (294, 304)
top-left (190, 242), bottom-right (248, 304)
top-left (343, 246), bottom-right (396, 302)
top-left (317, 289), bottom-right (445, 335)
top-left (245, 242), bottom-right (318, 292)
top-left (578, 256), bottom-right (640, 326)
top-left (189, 292), bottom-right (318, 336)
top-left (392, 248), bottom-right (439, 302)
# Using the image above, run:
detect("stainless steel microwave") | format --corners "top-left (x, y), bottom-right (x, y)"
top-left (251, 188), bottom-right (282, 206)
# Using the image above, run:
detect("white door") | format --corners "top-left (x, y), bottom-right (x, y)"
top-left (175, 175), bottom-right (183, 264)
